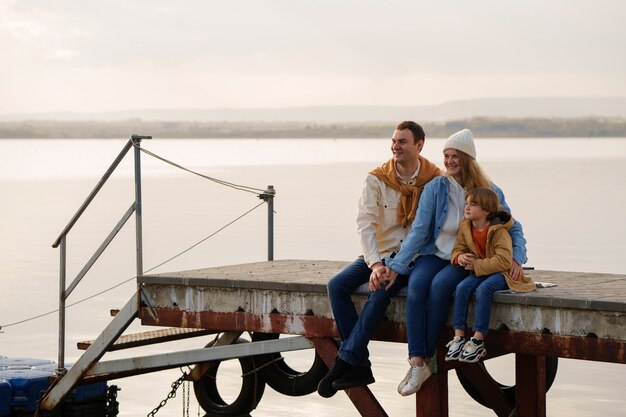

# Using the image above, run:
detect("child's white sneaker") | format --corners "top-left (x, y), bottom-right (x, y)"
top-left (444, 336), bottom-right (466, 361)
top-left (459, 337), bottom-right (487, 363)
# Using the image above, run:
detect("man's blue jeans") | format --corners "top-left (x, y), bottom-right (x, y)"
top-left (452, 272), bottom-right (508, 334)
top-left (405, 255), bottom-right (469, 358)
top-left (327, 258), bottom-right (408, 366)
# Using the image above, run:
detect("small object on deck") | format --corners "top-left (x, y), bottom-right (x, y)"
top-left (535, 281), bottom-right (558, 288)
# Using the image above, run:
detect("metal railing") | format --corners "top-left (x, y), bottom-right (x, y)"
top-left (52, 134), bottom-right (150, 373)
top-left (51, 134), bottom-right (276, 374)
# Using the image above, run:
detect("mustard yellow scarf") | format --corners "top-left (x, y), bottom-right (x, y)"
top-left (370, 156), bottom-right (441, 227)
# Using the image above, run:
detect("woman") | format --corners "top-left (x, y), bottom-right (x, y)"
top-left (381, 128), bottom-right (527, 396)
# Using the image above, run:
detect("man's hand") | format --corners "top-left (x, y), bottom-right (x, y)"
top-left (509, 261), bottom-right (523, 281)
top-left (369, 264), bottom-right (399, 291)
top-left (369, 263), bottom-right (386, 292)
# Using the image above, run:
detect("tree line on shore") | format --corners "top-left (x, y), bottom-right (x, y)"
top-left (1, 117), bottom-right (625, 139)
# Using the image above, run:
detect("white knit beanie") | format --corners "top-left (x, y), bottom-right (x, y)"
top-left (443, 129), bottom-right (476, 159)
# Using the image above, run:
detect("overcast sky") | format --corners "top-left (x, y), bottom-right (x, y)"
top-left (1, 0), bottom-right (625, 114)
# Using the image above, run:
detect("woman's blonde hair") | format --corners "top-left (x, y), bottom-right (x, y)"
top-left (454, 150), bottom-right (491, 190)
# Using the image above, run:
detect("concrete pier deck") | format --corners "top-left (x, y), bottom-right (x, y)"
top-left (138, 259), bottom-right (626, 355)
top-left (137, 259), bottom-right (626, 417)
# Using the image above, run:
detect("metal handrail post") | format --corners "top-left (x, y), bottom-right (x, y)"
top-left (133, 136), bottom-right (146, 280)
top-left (257, 186), bottom-right (275, 261)
top-left (57, 236), bottom-right (67, 374)
top-left (266, 185), bottom-right (275, 261)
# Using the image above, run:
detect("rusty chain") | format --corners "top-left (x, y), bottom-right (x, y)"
top-left (147, 368), bottom-right (189, 417)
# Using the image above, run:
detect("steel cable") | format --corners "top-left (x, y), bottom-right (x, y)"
top-left (0, 201), bottom-right (266, 330)
top-left (134, 144), bottom-right (267, 195)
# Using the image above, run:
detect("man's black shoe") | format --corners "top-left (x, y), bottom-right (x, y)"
top-left (331, 365), bottom-right (375, 390)
top-left (317, 357), bottom-right (352, 398)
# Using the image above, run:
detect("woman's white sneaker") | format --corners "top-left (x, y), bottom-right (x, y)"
top-left (397, 359), bottom-right (413, 394)
top-left (398, 361), bottom-right (432, 396)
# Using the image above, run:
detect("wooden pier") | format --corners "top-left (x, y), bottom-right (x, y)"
top-left (39, 259), bottom-right (626, 417)
top-left (137, 259), bottom-right (626, 417)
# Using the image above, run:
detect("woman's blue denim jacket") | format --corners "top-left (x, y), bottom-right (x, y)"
top-left (385, 176), bottom-right (528, 276)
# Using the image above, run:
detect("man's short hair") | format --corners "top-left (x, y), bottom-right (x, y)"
top-left (396, 121), bottom-right (425, 143)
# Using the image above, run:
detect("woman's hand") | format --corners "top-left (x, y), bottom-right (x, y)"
top-left (369, 265), bottom-right (399, 291)
top-left (384, 268), bottom-right (399, 290)
top-left (509, 261), bottom-right (523, 281)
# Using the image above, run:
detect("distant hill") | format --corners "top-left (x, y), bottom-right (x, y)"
top-left (2, 117), bottom-right (625, 138)
top-left (2, 97), bottom-right (626, 122)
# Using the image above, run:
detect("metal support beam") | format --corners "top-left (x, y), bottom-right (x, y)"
top-left (415, 346), bottom-right (449, 417)
top-left (86, 335), bottom-right (312, 379)
top-left (40, 295), bottom-right (139, 410)
top-left (65, 203), bottom-right (135, 298)
top-left (515, 354), bottom-right (547, 417)
top-left (189, 331), bottom-right (242, 381)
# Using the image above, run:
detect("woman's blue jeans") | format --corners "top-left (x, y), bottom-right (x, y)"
top-left (452, 272), bottom-right (508, 334)
top-left (327, 258), bottom-right (408, 366)
top-left (405, 255), bottom-right (469, 359)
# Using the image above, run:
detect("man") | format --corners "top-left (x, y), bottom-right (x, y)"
top-left (317, 121), bottom-right (441, 398)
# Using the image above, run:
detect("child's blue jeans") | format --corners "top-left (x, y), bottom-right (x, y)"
top-left (452, 272), bottom-right (508, 334)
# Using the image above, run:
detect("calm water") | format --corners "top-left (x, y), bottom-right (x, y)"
top-left (1, 138), bottom-right (625, 417)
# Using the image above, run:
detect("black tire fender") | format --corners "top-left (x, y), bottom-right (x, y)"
top-left (193, 338), bottom-right (266, 417)
top-left (251, 332), bottom-right (329, 396)
top-left (456, 355), bottom-right (558, 408)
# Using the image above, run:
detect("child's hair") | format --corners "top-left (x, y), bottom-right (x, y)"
top-left (466, 187), bottom-right (500, 219)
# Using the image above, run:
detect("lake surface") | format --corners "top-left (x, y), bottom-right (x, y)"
top-left (1, 137), bottom-right (625, 416)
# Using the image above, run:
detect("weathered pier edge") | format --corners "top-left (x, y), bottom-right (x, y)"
top-left (137, 259), bottom-right (626, 417)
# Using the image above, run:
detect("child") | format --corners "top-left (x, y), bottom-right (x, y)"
top-left (445, 187), bottom-right (535, 363)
